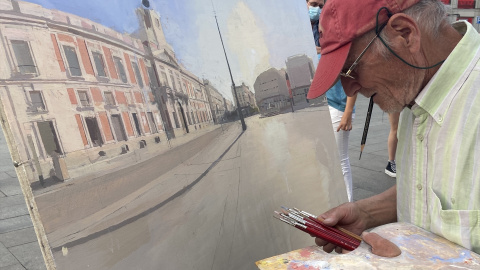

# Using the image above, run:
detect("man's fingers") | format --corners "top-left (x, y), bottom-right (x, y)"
top-left (318, 214), bottom-right (340, 227)
top-left (315, 237), bottom-right (337, 253)
top-left (315, 237), bottom-right (328, 247)
top-left (322, 243), bottom-right (336, 253)
top-left (362, 232), bottom-right (401, 257)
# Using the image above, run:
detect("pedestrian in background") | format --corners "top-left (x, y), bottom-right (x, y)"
top-left (307, 0), bottom-right (358, 202)
top-left (385, 112), bottom-right (400, 178)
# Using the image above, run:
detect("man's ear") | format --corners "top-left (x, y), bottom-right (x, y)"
top-left (385, 13), bottom-right (421, 53)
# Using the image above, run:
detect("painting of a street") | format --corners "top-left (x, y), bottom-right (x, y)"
top-left (0, 0), bottom-right (346, 269)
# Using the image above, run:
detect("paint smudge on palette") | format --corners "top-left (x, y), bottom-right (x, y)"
top-left (287, 260), bottom-right (331, 270)
top-left (299, 248), bottom-right (313, 258)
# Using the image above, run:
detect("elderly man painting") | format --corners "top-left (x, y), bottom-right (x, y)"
top-left (307, 0), bottom-right (480, 254)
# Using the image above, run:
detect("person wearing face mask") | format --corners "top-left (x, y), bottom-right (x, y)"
top-left (307, 0), bottom-right (323, 55)
top-left (307, 0), bottom-right (358, 202)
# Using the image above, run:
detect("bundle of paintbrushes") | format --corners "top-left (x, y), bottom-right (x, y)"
top-left (274, 206), bottom-right (362, 251)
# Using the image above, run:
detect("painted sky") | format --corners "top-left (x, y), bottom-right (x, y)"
top-left (25, 0), bottom-right (317, 101)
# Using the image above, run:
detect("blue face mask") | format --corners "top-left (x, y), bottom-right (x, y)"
top-left (309, 6), bottom-right (321, 21)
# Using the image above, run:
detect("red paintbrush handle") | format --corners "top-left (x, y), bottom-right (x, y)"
top-left (306, 217), bottom-right (361, 244)
top-left (296, 225), bottom-right (359, 251)
top-left (305, 222), bottom-right (360, 250)
top-left (304, 219), bottom-right (360, 246)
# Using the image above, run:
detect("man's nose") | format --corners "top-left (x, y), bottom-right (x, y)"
top-left (340, 77), bottom-right (361, 97)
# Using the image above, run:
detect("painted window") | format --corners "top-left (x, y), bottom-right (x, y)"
top-left (11, 40), bottom-right (37, 74)
top-left (63, 45), bottom-right (82, 76)
top-left (37, 121), bottom-right (63, 156)
top-left (172, 111), bottom-right (180, 128)
top-left (113, 56), bottom-right (128, 83)
top-left (147, 112), bottom-right (157, 133)
top-left (85, 117), bottom-right (103, 147)
top-left (169, 70), bottom-right (176, 90)
top-left (176, 73), bottom-right (182, 92)
top-left (92, 52), bottom-right (107, 77)
top-left (147, 66), bottom-right (159, 87)
top-left (29, 91), bottom-right (46, 111)
top-left (78, 90), bottom-right (90, 106)
top-left (110, 114), bottom-right (127, 141)
top-left (161, 71), bottom-right (168, 86)
top-left (132, 61), bottom-right (144, 88)
top-left (186, 111), bottom-right (191, 125)
top-left (104, 91), bottom-right (116, 105)
top-left (131, 113), bottom-right (142, 135)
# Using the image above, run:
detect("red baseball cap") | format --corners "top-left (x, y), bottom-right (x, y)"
top-left (307, 0), bottom-right (421, 99)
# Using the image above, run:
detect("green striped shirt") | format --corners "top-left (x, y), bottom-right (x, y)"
top-left (397, 21), bottom-right (480, 253)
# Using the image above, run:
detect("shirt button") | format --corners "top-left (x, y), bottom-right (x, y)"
top-left (451, 198), bottom-right (455, 204)
top-left (438, 115), bottom-right (443, 122)
top-left (417, 134), bottom-right (424, 141)
top-left (417, 184), bottom-right (423, 190)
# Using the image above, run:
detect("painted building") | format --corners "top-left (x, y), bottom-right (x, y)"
top-left (253, 68), bottom-right (290, 114)
top-left (285, 54), bottom-right (316, 103)
top-left (136, 7), bottom-right (213, 135)
top-left (204, 79), bottom-right (226, 124)
top-left (0, 0), bottom-right (214, 183)
top-left (233, 83), bottom-right (255, 109)
top-left (224, 98), bottom-right (234, 113)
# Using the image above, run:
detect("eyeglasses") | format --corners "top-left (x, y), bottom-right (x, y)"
top-left (339, 32), bottom-right (379, 80)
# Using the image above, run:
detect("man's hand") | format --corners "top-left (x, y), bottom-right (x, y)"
top-left (314, 202), bottom-right (369, 253)
top-left (314, 186), bottom-right (398, 254)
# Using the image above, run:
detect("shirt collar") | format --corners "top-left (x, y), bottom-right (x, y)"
top-left (412, 21), bottom-right (480, 123)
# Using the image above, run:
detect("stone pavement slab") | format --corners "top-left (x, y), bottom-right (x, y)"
top-left (0, 264), bottom-right (27, 270)
top-left (0, 227), bottom-right (38, 248)
top-left (9, 242), bottom-right (46, 270)
top-left (0, 242), bottom-right (21, 269)
top-left (0, 124), bottom-right (45, 270)
top-left (0, 195), bottom-right (26, 207)
top-left (0, 203), bottom-right (29, 220)
top-left (0, 177), bottom-right (22, 196)
top-left (0, 216), bottom-right (34, 235)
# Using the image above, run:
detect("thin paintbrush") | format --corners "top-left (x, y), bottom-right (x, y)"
top-left (359, 96), bottom-right (375, 160)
